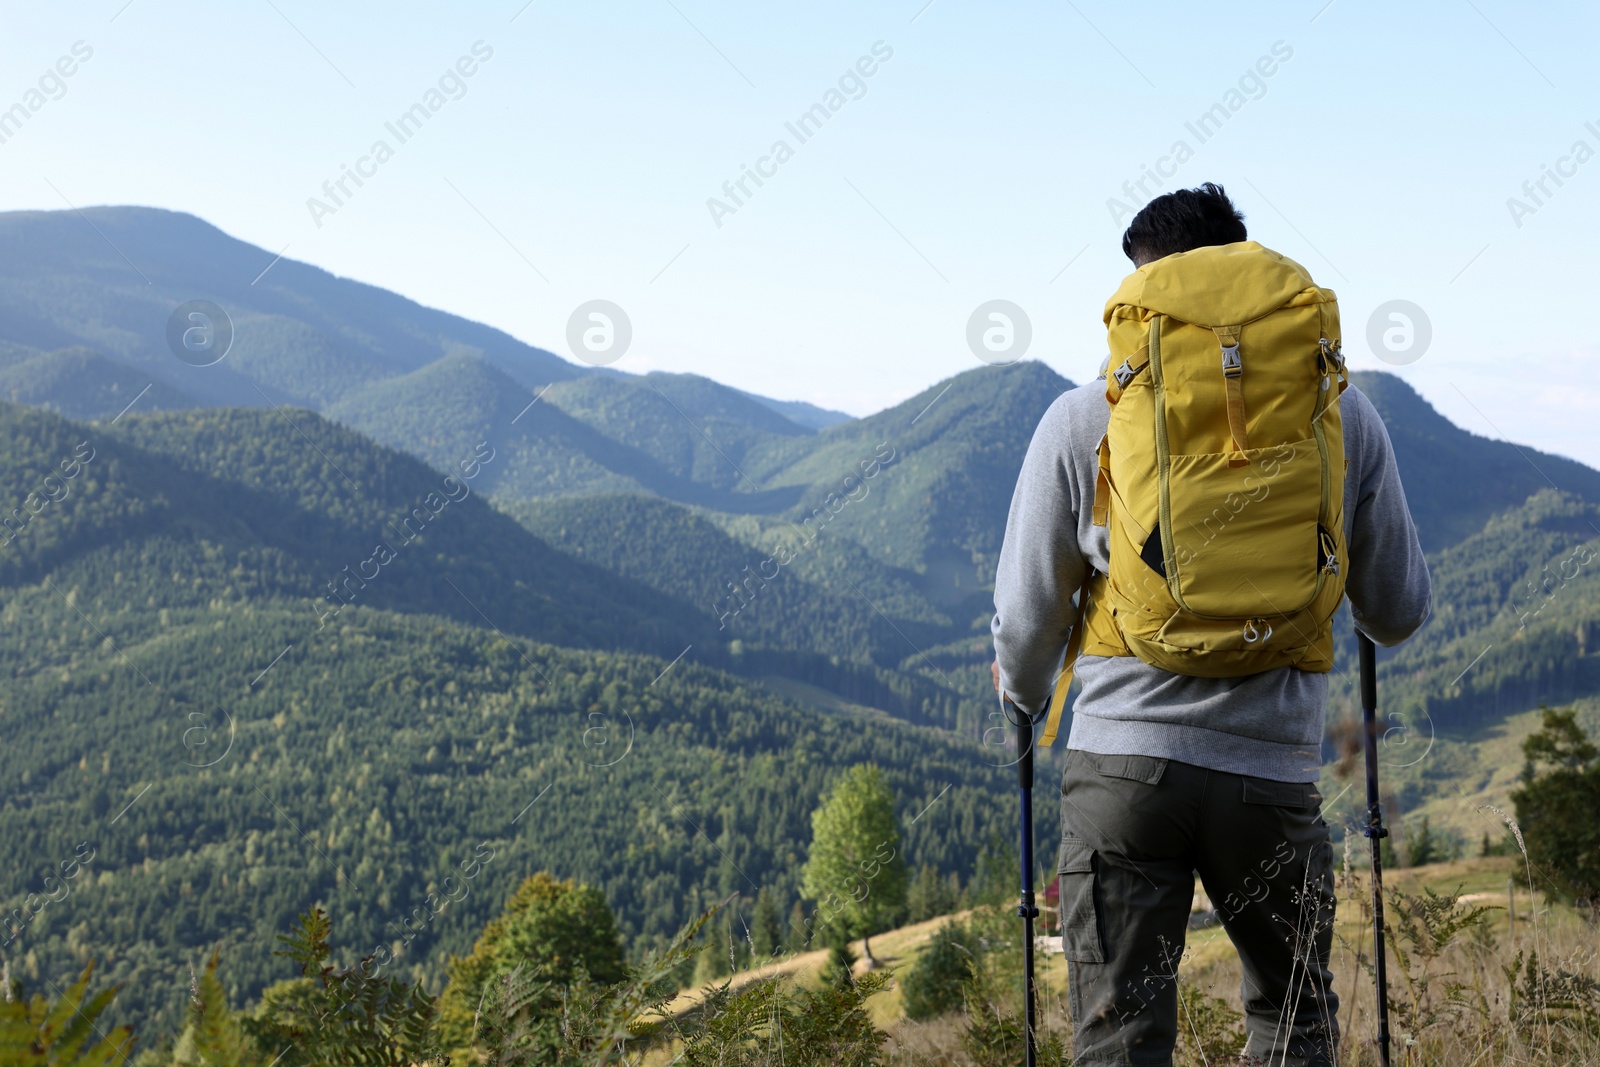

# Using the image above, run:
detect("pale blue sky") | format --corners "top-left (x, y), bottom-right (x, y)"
top-left (4, 0), bottom-right (1599, 465)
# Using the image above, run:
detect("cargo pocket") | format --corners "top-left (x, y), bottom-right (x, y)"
top-left (1057, 838), bottom-right (1104, 964)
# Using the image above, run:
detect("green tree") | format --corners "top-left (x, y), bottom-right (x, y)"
top-left (801, 764), bottom-right (908, 965)
top-left (1513, 707), bottom-right (1600, 907)
top-left (1407, 815), bottom-right (1443, 867)
top-left (818, 930), bottom-right (859, 991)
top-left (1521, 704), bottom-right (1599, 773)
top-left (967, 831), bottom-right (1017, 907)
top-left (437, 873), bottom-right (625, 1056)
top-left (1380, 829), bottom-right (1400, 873)
top-left (906, 863), bottom-right (957, 923)
top-left (750, 887), bottom-right (784, 960)
top-left (691, 919), bottom-right (734, 987)
top-left (786, 901), bottom-right (812, 953)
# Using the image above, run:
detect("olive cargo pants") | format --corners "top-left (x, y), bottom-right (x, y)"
top-left (1057, 749), bottom-right (1339, 1066)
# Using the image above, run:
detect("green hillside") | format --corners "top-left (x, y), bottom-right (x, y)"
top-left (542, 371), bottom-right (813, 490)
top-left (0, 602), bottom-right (1016, 1036)
top-left (0, 400), bottom-right (1026, 1035)
top-left (328, 356), bottom-right (808, 511)
top-left (509, 493), bottom-right (910, 663)
top-left (0, 403), bottom-right (728, 677)
top-left (0, 347), bottom-right (194, 420)
top-left (0, 398), bottom-right (998, 734)
top-left (506, 494), bottom-right (983, 730)
top-left (738, 389), bottom-right (853, 430)
top-left (751, 361), bottom-right (1072, 596)
top-left (327, 353), bottom-right (654, 499)
top-left (1355, 489), bottom-right (1600, 731)
top-left (0, 208), bottom-right (844, 445)
top-left (0, 207), bottom-right (582, 412)
top-left (1350, 371), bottom-right (1600, 550)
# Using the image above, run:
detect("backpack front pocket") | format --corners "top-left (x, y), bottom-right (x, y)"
top-left (1162, 439), bottom-right (1323, 618)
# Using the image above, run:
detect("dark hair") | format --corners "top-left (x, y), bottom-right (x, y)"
top-left (1121, 182), bottom-right (1247, 265)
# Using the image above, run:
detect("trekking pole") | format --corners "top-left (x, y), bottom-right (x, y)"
top-left (1006, 697), bottom-right (1040, 1067)
top-left (1358, 634), bottom-right (1392, 1067)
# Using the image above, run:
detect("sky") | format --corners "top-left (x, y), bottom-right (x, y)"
top-left (3, 0), bottom-right (1600, 467)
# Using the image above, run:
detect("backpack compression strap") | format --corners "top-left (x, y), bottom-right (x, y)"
top-left (1038, 569), bottom-right (1098, 748)
top-left (1213, 324), bottom-right (1250, 468)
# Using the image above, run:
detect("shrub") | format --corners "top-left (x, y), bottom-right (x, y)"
top-left (900, 921), bottom-right (976, 1020)
top-left (1174, 979), bottom-right (1246, 1067)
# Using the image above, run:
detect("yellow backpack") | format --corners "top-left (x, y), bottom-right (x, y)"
top-left (1040, 241), bottom-right (1349, 746)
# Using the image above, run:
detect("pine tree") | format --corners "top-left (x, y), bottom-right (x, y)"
top-left (1513, 706), bottom-right (1600, 905)
top-left (907, 863), bottom-right (955, 923)
top-left (818, 930), bottom-right (858, 990)
top-left (786, 901), bottom-right (811, 953)
top-left (1407, 816), bottom-right (1442, 867)
top-left (750, 887), bottom-right (783, 961)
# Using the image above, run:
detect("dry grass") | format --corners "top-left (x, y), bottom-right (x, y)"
top-left (652, 856), bottom-right (1598, 1065)
top-left (661, 910), bottom-right (976, 1024)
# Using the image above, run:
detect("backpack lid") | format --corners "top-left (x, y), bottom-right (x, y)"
top-left (1103, 241), bottom-right (1322, 329)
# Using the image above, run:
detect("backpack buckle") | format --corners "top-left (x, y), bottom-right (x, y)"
top-left (1220, 345), bottom-right (1242, 376)
top-left (1113, 360), bottom-right (1137, 388)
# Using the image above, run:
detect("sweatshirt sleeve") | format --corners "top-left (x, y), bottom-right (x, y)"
top-left (1342, 387), bottom-right (1432, 646)
top-left (991, 396), bottom-right (1087, 714)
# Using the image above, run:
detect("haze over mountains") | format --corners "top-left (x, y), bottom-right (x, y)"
top-left (1, 206), bottom-right (1598, 1032)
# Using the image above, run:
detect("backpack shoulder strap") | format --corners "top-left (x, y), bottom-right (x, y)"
top-left (1038, 568), bottom-right (1098, 748)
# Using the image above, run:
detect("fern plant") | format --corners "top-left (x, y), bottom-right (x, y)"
top-left (0, 961), bottom-right (136, 1066)
top-left (242, 907), bottom-right (446, 1066)
top-left (666, 970), bottom-right (891, 1067)
top-left (1383, 886), bottom-right (1496, 1042)
top-left (1505, 949), bottom-right (1600, 1050)
top-left (177, 946), bottom-right (268, 1067)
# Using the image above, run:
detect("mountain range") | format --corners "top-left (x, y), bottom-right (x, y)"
top-left (1, 206), bottom-right (1597, 1033)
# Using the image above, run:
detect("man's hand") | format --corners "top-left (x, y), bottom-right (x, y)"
top-left (991, 658), bottom-right (1001, 694)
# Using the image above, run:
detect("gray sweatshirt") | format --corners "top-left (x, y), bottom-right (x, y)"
top-left (991, 379), bottom-right (1432, 783)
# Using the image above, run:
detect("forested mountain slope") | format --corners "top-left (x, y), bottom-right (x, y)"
top-left (0, 602), bottom-right (1016, 1035)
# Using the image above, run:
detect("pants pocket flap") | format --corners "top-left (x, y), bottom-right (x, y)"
top-left (1058, 838), bottom-right (1095, 874)
top-left (1081, 751), bottom-right (1168, 784)
top-left (1242, 779), bottom-right (1317, 808)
